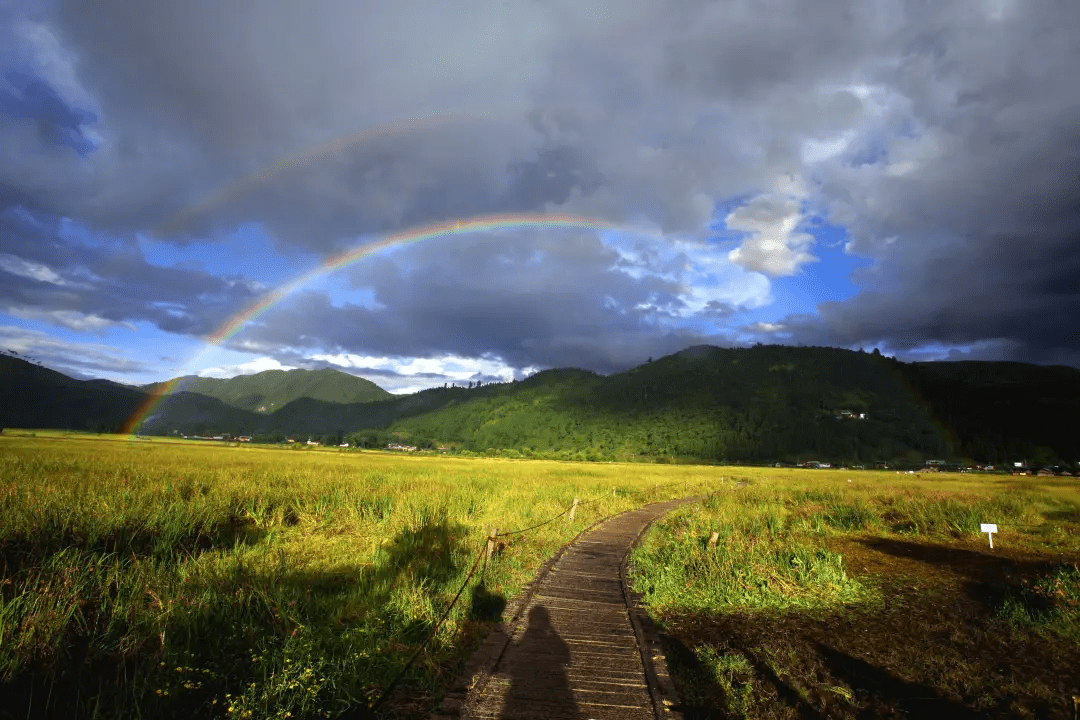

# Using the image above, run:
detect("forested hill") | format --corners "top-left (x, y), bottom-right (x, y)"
top-left (0, 354), bottom-right (256, 434)
top-left (383, 346), bottom-right (1080, 466)
top-left (4, 346), bottom-right (1078, 466)
top-left (143, 367), bottom-right (392, 414)
top-left (895, 360), bottom-right (1080, 466)
top-left (0, 354), bottom-right (388, 435)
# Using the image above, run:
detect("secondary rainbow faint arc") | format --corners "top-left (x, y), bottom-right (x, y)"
top-left (122, 212), bottom-right (641, 434)
top-left (156, 113), bottom-right (478, 237)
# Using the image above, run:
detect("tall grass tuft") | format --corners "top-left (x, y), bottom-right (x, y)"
top-left (631, 498), bottom-right (868, 613)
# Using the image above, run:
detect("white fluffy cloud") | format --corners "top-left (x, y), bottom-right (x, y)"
top-left (725, 175), bottom-right (818, 277)
top-left (307, 352), bottom-right (538, 394)
top-left (196, 356), bottom-right (297, 379)
top-left (0, 253), bottom-right (70, 286)
top-left (6, 307), bottom-right (133, 333)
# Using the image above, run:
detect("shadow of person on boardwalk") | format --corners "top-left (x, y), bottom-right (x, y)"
top-left (500, 605), bottom-right (581, 719)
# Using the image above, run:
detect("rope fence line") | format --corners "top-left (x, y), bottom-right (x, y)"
top-left (365, 476), bottom-right (717, 714)
top-left (492, 504), bottom-right (575, 538)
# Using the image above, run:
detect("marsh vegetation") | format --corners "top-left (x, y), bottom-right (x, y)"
top-left (3, 434), bottom-right (1076, 718)
top-left (631, 469), bottom-right (1080, 718)
top-left (0, 433), bottom-right (700, 718)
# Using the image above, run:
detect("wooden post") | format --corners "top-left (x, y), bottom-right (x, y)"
top-left (612, 487), bottom-right (616, 500)
top-left (569, 498), bottom-right (579, 521)
top-left (707, 531), bottom-right (719, 550)
top-left (486, 527), bottom-right (498, 563)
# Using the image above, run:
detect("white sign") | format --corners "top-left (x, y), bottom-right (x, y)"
top-left (981, 523), bottom-right (997, 548)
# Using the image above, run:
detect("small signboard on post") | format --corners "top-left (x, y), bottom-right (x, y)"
top-left (981, 523), bottom-right (997, 548)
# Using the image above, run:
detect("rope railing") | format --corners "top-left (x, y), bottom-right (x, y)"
top-left (493, 504), bottom-right (576, 538)
top-left (364, 477), bottom-right (714, 714)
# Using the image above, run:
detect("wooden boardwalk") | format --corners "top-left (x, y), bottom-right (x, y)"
top-left (437, 498), bottom-right (694, 720)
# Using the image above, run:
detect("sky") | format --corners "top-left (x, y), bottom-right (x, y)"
top-left (2, 0), bottom-right (1078, 394)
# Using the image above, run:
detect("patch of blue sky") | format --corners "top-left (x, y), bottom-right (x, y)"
top-left (897, 341), bottom-right (979, 363)
top-left (301, 273), bottom-right (385, 311)
top-left (57, 216), bottom-right (118, 250)
top-left (103, 323), bottom-right (205, 378)
top-left (703, 215), bottom-right (871, 343)
top-left (137, 222), bottom-right (316, 291)
top-left (0, 312), bottom-right (173, 383)
top-left (784, 218), bottom-right (872, 301)
top-left (598, 224), bottom-right (772, 335)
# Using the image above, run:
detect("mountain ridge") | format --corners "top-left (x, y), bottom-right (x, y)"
top-left (2, 347), bottom-right (1077, 466)
top-left (143, 366), bottom-right (392, 414)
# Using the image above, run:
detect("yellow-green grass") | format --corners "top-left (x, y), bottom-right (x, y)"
top-left (0, 434), bottom-right (717, 719)
top-left (630, 468), bottom-right (1080, 717)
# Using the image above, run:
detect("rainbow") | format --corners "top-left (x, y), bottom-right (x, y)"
top-left (156, 113), bottom-right (478, 237)
top-left (123, 212), bottom-right (643, 434)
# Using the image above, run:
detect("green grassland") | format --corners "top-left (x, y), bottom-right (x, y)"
top-left (4, 433), bottom-right (1077, 719)
top-left (630, 468), bottom-right (1080, 718)
top-left (0, 433), bottom-right (713, 719)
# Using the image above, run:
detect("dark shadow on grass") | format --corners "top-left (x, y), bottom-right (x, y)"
top-left (0, 518), bottom-right (486, 720)
top-left (856, 537), bottom-right (1060, 611)
top-left (813, 642), bottom-right (985, 720)
top-left (1043, 507), bottom-right (1080, 524)
top-left (0, 515), bottom-right (268, 576)
top-left (469, 581), bottom-right (507, 622)
top-left (740, 649), bottom-right (826, 720)
top-left (652, 580), bottom-right (1080, 720)
top-left (659, 633), bottom-right (724, 719)
top-left (660, 630), bottom-right (825, 719)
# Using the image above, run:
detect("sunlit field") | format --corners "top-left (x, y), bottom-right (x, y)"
top-left (631, 468), bottom-right (1080, 718)
top-left (5, 432), bottom-right (1077, 718)
top-left (0, 432), bottom-right (714, 719)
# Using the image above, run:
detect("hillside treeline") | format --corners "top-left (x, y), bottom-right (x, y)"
top-left (3, 346), bottom-right (1077, 467)
top-left (382, 346), bottom-right (1078, 466)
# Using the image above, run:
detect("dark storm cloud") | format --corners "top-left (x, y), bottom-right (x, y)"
top-left (2, 0), bottom-right (1079, 376)
top-left (765, 0), bottom-right (1080, 365)
top-left (24, 0), bottom-right (893, 241)
top-left (776, 223), bottom-right (1080, 365)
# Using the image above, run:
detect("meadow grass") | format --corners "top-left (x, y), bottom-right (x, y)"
top-left (0, 433), bottom-right (717, 718)
top-left (629, 467), bottom-right (1080, 717)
